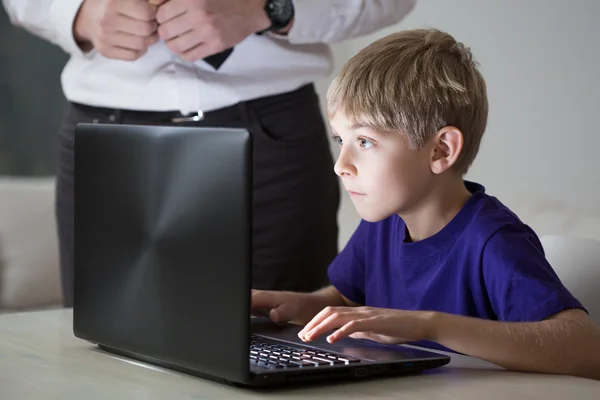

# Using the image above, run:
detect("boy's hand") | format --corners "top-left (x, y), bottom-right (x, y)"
top-left (251, 290), bottom-right (310, 324)
top-left (298, 306), bottom-right (436, 345)
top-left (74, 0), bottom-right (158, 59)
top-left (152, 0), bottom-right (270, 62)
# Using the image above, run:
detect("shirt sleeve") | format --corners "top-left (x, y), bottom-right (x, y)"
top-left (327, 220), bottom-right (370, 305)
top-left (285, 0), bottom-right (416, 44)
top-left (482, 224), bottom-right (587, 322)
top-left (2, 0), bottom-right (90, 57)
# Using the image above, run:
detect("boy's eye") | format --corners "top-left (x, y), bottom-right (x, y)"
top-left (358, 138), bottom-right (374, 149)
top-left (332, 136), bottom-right (343, 146)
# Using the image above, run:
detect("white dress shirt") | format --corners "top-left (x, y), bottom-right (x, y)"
top-left (2, 0), bottom-right (416, 114)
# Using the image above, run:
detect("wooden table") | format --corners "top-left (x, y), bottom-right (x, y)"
top-left (1, 309), bottom-right (598, 399)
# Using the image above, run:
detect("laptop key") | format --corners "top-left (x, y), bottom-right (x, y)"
top-left (338, 357), bottom-right (361, 364)
top-left (290, 360), bottom-right (317, 367)
top-left (250, 335), bottom-right (364, 367)
top-left (312, 356), bottom-right (334, 366)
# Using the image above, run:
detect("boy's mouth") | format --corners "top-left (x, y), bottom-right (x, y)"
top-left (348, 190), bottom-right (366, 197)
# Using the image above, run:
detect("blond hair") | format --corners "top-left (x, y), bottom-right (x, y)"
top-left (326, 29), bottom-right (488, 174)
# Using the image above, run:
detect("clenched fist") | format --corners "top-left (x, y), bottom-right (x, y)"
top-left (73, 0), bottom-right (159, 61)
top-left (152, 0), bottom-right (271, 62)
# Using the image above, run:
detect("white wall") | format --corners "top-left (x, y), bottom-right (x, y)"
top-left (315, 0), bottom-right (600, 248)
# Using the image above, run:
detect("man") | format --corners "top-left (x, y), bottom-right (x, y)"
top-left (2, 0), bottom-right (416, 307)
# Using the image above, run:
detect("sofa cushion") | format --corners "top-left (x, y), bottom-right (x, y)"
top-left (540, 235), bottom-right (600, 325)
top-left (501, 194), bottom-right (600, 242)
top-left (0, 177), bottom-right (62, 311)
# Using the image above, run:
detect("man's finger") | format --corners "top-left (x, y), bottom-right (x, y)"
top-left (114, 14), bottom-right (158, 37)
top-left (157, 18), bottom-right (192, 42)
top-left (180, 43), bottom-right (222, 62)
top-left (155, 0), bottom-right (188, 24)
top-left (119, 0), bottom-right (157, 22)
top-left (165, 30), bottom-right (201, 54)
top-left (101, 45), bottom-right (146, 61)
top-left (107, 31), bottom-right (151, 51)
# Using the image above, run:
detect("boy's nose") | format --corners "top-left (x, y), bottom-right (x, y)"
top-left (334, 149), bottom-right (356, 177)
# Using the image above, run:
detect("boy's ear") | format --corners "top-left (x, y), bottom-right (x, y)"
top-left (430, 126), bottom-right (463, 175)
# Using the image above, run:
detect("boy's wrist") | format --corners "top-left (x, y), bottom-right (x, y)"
top-left (297, 292), bottom-right (331, 324)
top-left (294, 287), bottom-right (345, 324)
top-left (421, 310), bottom-right (444, 342)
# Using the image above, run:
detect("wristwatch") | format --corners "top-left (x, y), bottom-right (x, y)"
top-left (259, 0), bottom-right (295, 34)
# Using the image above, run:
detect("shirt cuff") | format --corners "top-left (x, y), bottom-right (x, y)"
top-left (48, 0), bottom-right (94, 58)
top-left (286, 0), bottom-right (339, 44)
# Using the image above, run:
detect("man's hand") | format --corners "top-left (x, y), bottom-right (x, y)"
top-left (73, 0), bottom-right (159, 60)
top-left (298, 306), bottom-right (436, 345)
top-left (153, 0), bottom-right (271, 62)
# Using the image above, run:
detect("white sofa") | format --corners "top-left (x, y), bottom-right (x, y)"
top-left (0, 176), bottom-right (599, 315)
top-left (0, 177), bottom-right (62, 312)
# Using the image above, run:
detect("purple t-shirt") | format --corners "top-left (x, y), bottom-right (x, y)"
top-left (328, 181), bottom-right (586, 353)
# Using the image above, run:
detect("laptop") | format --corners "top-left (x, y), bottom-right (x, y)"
top-left (73, 123), bottom-right (450, 387)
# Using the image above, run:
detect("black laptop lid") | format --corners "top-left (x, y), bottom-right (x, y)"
top-left (73, 124), bottom-right (252, 384)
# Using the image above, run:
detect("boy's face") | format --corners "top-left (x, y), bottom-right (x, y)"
top-left (330, 112), bottom-right (434, 222)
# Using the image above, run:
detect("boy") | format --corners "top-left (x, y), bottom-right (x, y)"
top-left (252, 28), bottom-right (600, 380)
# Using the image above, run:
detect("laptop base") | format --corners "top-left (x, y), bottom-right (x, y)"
top-left (95, 342), bottom-right (448, 388)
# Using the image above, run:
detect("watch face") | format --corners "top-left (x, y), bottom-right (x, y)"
top-left (267, 0), bottom-right (294, 25)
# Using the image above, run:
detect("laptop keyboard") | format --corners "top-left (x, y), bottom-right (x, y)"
top-left (250, 335), bottom-right (362, 369)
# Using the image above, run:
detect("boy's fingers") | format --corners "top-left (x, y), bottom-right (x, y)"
top-left (329, 318), bottom-right (371, 342)
top-left (269, 301), bottom-right (297, 323)
top-left (299, 306), bottom-right (338, 338)
top-left (251, 289), bottom-right (276, 310)
top-left (305, 311), bottom-right (351, 341)
top-left (251, 290), bottom-right (299, 323)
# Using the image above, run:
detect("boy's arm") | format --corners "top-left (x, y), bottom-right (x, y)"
top-left (293, 285), bottom-right (358, 325)
top-left (252, 285), bottom-right (361, 325)
top-left (300, 225), bottom-right (600, 380)
top-left (298, 305), bottom-right (600, 380)
top-left (431, 308), bottom-right (600, 380)
top-left (315, 285), bottom-right (360, 307)
top-left (442, 224), bottom-right (600, 379)
top-left (252, 285), bottom-right (352, 325)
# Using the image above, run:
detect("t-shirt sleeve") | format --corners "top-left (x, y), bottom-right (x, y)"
top-left (327, 220), bottom-right (369, 305)
top-left (482, 225), bottom-right (587, 322)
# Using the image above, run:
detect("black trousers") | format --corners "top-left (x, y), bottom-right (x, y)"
top-left (56, 84), bottom-right (340, 307)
